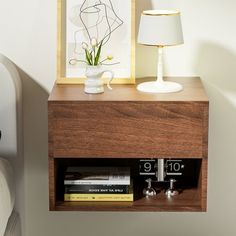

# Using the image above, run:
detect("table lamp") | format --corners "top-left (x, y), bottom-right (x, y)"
top-left (137, 10), bottom-right (184, 93)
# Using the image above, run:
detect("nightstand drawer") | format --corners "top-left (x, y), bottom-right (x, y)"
top-left (49, 101), bottom-right (208, 158)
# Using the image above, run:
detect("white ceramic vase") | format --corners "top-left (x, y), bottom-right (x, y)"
top-left (84, 66), bottom-right (114, 94)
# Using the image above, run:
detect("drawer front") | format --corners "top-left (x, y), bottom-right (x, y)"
top-left (49, 102), bottom-right (208, 158)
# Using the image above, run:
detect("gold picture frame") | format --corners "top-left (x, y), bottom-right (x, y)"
top-left (56, 0), bottom-right (135, 84)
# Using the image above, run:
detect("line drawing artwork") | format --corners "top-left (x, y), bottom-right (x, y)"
top-left (79, 0), bottom-right (123, 46)
top-left (66, 0), bottom-right (132, 78)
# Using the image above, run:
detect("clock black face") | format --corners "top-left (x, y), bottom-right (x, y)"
top-left (166, 160), bottom-right (185, 176)
top-left (139, 159), bottom-right (199, 181)
top-left (139, 159), bottom-right (156, 176)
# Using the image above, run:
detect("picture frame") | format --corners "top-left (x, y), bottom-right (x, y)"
top-left (56, 0), bottom-right (135, 84)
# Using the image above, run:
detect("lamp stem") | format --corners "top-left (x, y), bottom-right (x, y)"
top-left (156, 46), bottom-right (164, 83)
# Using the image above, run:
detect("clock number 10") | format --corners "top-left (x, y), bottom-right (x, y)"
top-left (168, 162), bottom-right (182, 172)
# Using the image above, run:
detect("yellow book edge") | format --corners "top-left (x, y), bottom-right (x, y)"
top-left (64, 193), bottom-right (133, 202)
top-left (64, 187), bottom-right (133, 202)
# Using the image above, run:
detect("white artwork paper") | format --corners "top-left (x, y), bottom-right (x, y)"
top-left (66, 0), bottom-right (132, 79)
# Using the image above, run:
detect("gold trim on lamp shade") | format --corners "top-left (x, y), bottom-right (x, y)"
top-left (56, 0), bottom-right (136, 85)
top-left (142, 10), bottom-right (180, 16)
top-left (139, 42), bottom-right (184, 47)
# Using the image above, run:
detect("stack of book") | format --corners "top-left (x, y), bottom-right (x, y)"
top-left (64, 166), bottom-right (133, 202)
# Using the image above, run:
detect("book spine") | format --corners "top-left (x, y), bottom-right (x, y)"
top-left (64, 193), bottom-right (133, 202)
top-left (65, 185), bottom-right (129, 194)
top-left (64, 180), bottom-right (130, 185)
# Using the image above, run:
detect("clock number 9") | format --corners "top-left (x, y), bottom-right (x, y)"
top-left (144, 162), bottom-right (152, 172)
top-left (139, 160), bottom-right (156, 176)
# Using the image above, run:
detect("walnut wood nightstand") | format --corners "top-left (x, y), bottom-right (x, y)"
top-left (48, 77), bottom-right (209, 211)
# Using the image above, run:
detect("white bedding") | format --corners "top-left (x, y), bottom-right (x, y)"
top-left (0, 158), bottom-right (15, 236)
top-left (4, 211), bottom-right (21, 236)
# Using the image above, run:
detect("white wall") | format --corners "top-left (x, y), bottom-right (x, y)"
top-left (1, 0), bottom-right (236, 235)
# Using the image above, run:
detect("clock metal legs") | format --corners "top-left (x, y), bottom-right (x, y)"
top-left (142, 159), bottom-right (180, 198)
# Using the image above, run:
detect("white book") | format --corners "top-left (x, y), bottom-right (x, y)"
top-left (64, 167), bottom-right (130, 185)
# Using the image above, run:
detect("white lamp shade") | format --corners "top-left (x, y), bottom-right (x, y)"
top-left (138, 10), bottom-right (184, 46)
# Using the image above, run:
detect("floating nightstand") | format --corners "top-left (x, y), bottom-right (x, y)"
top-left (48, 77), bottom-right (209, 212)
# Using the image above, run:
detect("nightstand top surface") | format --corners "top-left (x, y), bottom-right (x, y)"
top-left (48, 77), bottom-right (209, 102)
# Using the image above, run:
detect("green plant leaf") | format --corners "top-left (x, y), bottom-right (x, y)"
top-left (90, 51), bottom-right (94, 65)
top-left (85, 49), bottom-right (92, 65)
top-left (94, 40), bottom-right (103, 65)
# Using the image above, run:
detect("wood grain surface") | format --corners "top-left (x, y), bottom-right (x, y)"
top-left (49, 101), bottom-right (207, 158)
top-left (48, 77), bottom-right (209, 211)
top-left (49, 77), bottom-right (209, 102)
top-left (53, 188), bottom-right (202, 212)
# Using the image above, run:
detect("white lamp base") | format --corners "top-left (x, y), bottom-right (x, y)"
top-left (137, 81), bottom-right (183, 93)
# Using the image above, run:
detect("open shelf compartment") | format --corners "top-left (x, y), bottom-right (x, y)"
top-left (49, 158), bottom-right (205, 212)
